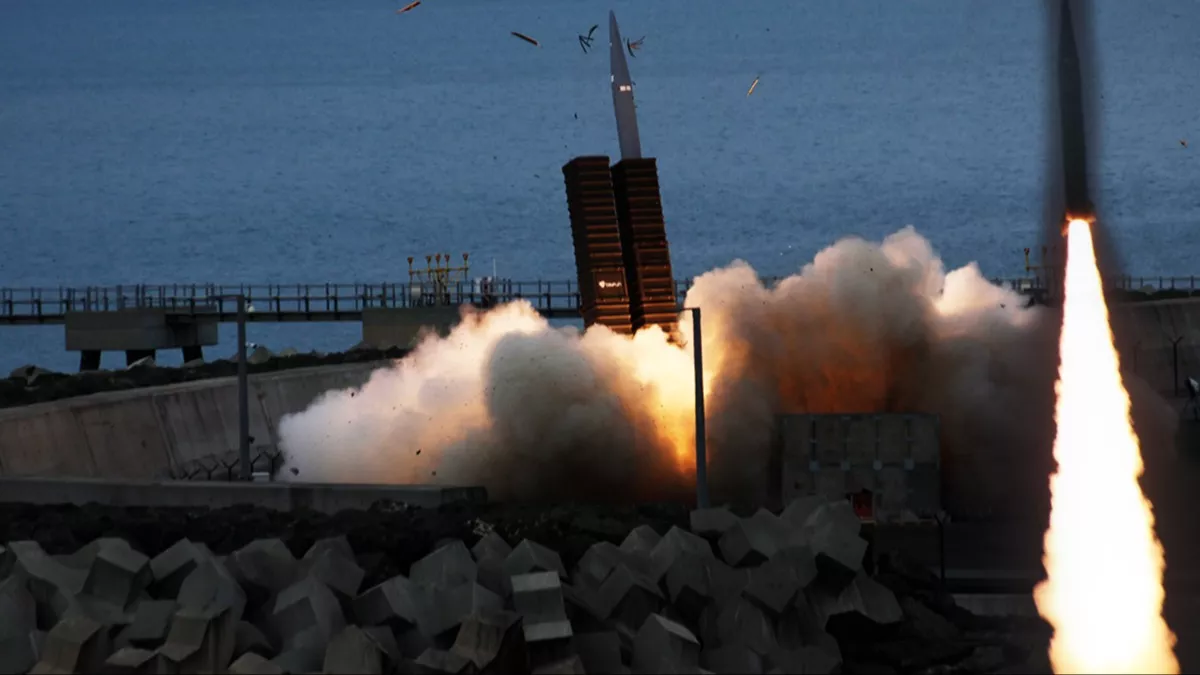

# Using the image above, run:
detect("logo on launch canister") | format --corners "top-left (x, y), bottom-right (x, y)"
top-left (594, 270), bottom-right (626, 299)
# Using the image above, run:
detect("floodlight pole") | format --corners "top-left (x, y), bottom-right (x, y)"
top-left (236, 295), bottom-right (249, 480)
top-left (687, 307), bottom-right (710, 508)
top-left (210, 293), bottom-right (251, 480)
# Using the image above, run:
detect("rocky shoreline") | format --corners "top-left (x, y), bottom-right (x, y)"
top-left (0, 498), bottom-right (1051, 673)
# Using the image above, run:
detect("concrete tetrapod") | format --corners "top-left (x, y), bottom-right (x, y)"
top-left (504, 540), bottom-right (568, 581)
top-left (511, 571), bottom-right (573, 667)
top-left (633, 613), bottom-right (702, 674)
top-left (0, 494), bottom-right (1051, 674)
top-left (449, 608), bottom-right (528, 673)
top-left (322, 625), bottom-right (386, 674)
top-left (102, 646), bottom-right (156, 674)
top-left (619, 525), bottom-right (662, 557)
top-left (410, 540), bottom-right (478, 590)
top-left (689, 506), bottom-right (740, 539)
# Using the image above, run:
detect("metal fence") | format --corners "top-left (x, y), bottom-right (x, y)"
top-left (160, 445), bottom-right (285, 481)
top-left (1124, 340), bottom-right (1200, 401)
top-left (2, 281), bottom-right (598, 321)
top-left (3, 275), bottom-right (1198, 323)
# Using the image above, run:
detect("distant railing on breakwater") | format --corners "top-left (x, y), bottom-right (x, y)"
top-left (1, 275), bottom-right (1198, 325)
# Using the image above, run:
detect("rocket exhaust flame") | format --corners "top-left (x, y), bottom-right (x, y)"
top-left (1034, 218), bottom-right (1178, 674)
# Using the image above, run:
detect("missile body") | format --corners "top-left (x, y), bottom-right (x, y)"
top-left (609, 11), bottom-right (643, 160)
top-left (1056, 0), bottom-right (1094, 234)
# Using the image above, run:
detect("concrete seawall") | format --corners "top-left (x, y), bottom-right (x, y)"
top-left (0, 361), bottom-right (388, 478)
top-left (3, 297), bottom-right (1198, 482)
top-left (1114, 298), bottom-right (1200, 393)
top-left (0, 476), bottom-right (485, 511)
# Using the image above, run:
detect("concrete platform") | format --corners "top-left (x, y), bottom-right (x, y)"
top-left (0, 476), bottom-right (487, 512)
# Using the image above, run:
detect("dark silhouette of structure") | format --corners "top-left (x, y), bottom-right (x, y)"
top-left (612, 158), bottom-right (678, 335)
top-left (562, 156), bottom-right (634, 334)
top-left (559, 10), bottom-right (678, 337)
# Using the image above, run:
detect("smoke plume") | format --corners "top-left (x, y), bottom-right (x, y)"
top-left (277, 226), bottom-right (1171, 516)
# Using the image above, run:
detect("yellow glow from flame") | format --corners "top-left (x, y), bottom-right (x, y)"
top-left (1034, 218), bottom-right (1178, 674)
top-left (626, 321), bottom-right (710, 473)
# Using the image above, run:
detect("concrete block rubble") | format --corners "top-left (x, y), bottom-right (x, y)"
top-left (0, 496), bottom-right (1049, 673)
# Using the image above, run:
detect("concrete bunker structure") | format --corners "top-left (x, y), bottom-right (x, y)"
top-left (772, 413), bottom-right (942, 522)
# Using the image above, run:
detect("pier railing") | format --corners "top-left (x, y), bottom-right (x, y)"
top-left (1, 276), bottom-right (1198, 324)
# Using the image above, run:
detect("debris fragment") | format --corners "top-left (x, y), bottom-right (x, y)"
top-left (578, 24), bottom-right (598, 53)
top-left (511, 31), bottom-right (540, 47)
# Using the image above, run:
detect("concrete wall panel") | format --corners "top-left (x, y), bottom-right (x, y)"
top-left (877, 416), bottom-right (908, 462)
top-left (153, 387), bottom-right (234, 468)
top-left (910, 417), bottom-right (940, 463)
top-left (845, 418), bottom-right (875, 463)
top-left (1114, 298), bottom-right (1200, 393)
top-left (776, 412), bottom-right (941, 521)
top-left (877, 466), bottom-right (909, 516)
top-left (72, 399), bottom-right (170, 479)
top-left (152, 384), bottom-right (272, 469)
top-left (813, 416), bottom-right (841, 463)
top-left (0, 362), bottom-right (387, 479)
top-left (813, 468), bottom-right (846, 502)
top-left (0, 410), bottom-right (96, 476)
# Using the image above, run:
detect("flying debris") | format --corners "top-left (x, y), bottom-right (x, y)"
top-left (747, 76), bottom-right (760, 96)
top-left (625, 36), bottom-right (644, 57)
top-left (578, 24), bottom-right (598, 53)
top-left (511, 31), bottom-right (540, 47)
top-left (395, 1), bottom-right (420, 15)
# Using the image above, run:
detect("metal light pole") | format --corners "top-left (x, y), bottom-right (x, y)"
top-left (210, 293), bottom-right (251, 480)
top-left (687, 307), bottom-right (710, 508)
top-left (236, 295), bottom-right (250, 480)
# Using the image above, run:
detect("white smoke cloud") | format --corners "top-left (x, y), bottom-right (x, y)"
top-left (277, 226), bottom-right (1172, 516)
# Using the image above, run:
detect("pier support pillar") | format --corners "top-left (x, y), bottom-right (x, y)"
top-left (181, 345), bottom-right (203, 363)
top-left (125, 349), bottom-right (155, 366)
top-left (79, 350), bottom-right (101, 372)
top-left (65, 309), bottom-right (217, 373)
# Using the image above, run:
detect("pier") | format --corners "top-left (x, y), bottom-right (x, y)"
top-left (1, 275), bottom-right (1198, 371)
